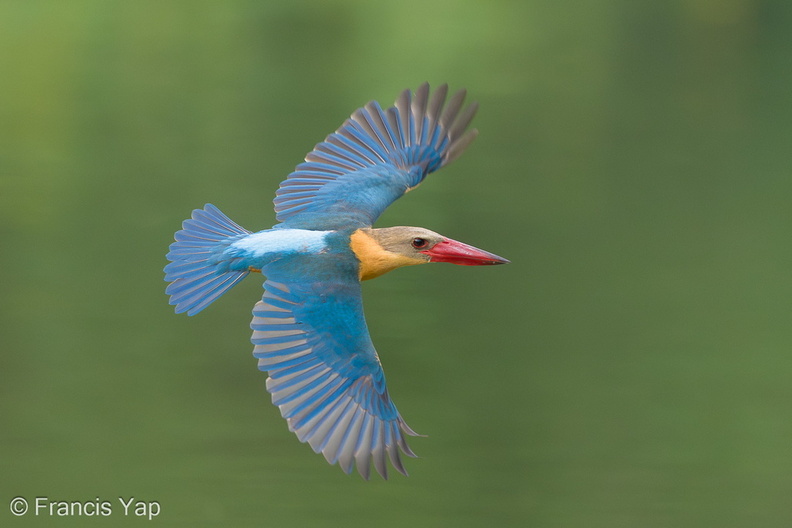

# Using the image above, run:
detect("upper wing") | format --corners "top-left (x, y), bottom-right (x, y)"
top-left (273, 83), bottom-right (478, 230)
top-left (251, 279), bottom-right (419, 479)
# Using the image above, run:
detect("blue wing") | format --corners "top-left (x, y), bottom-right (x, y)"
top-left (273, 83), bottom-right (478, 230)
top-left (251, 279), bottom-right (419, 479)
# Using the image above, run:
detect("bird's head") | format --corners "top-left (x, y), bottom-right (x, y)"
top-left (351, 226), bottom-right (509, 281)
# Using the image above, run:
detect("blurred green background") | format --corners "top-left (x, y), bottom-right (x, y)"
top-left (2, 1), bottom-right (791, 526)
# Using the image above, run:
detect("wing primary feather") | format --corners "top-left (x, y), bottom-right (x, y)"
top-left (252, 306), bottom-right (293, 318)
top-left (261, 353), bottom-right (321, 374)
top-left (371, 422), bottom-right (388, 479)
top-left (276, 187), bottom-right (321, 196)
top-left (252, 328), bottom-right (304, 342)
top-left (299, 389), bottom-right (351, 445)
top-left (315, 141), bottom-right (369, 168)
top-left (253, 317), bottom-right (296, 328)
top-left (341, 122), bottom-right (388, 162)
top-left (446, 128), bottom-right (480, 165)
top-left (351, 108), bottom-right (388, 153)
top-left (271, 369), bottom-right (334, 407)
top-left (336, 406), bottom-right (365, 474)
top-left (397, 426), bottom-right (418, 457)
top-left (363, 101), bottom-right (398, 151)
top-left (394, 88), bottom-right (411, 148)
top-left (273, 198), bottom-right (316, 211)
top-left (288, 377), bottom-right (353, 427)
top-left (424, 82), bottom-right (448, 145)
top-left (439, 88), bottom-right (467, 131)
top-left (266, 364), bottom-right (328, 392)
top-left (325, 134), bottom-right (379, 166)
top-left (293, 161), bottom-right (346, 176)
top-left (385, 107), bottom-right (404, 149)
top-left (269, 367), bottom-right (329, 404)
top-left (252, 326), bottom-right (302, 336)
top-left (283, 171), bottom-right (337, 181)
top-left (295, 382), bottom-right (344, 436)
top-left (317, 398), bottom-right (358, 464)
top-left (260, 295), bottom-right (298, 311)
top-left (399, 417), bottom-right (423, 437)
top-left (278, 375), bottom-right (340, 420)
top-left (305, 151), bottom-right (357, 171)
top-left (387, 423), bottom-right (409, 476)
top-left (411, 82), bottom-right (429, 144)
top-left (273, 190), bottom-right (318, 201)
top-left (265, 355), bottom-right (321, 378)
top-left (359, 105), bottom-right (397, 151)
top-left (252, 340), bottom-right (310, 358)
top-left (262, 283), bottom-right (298, 300)
top-left (277, 183), bottom-right (323, 192)
top-left (258, 352), bottom-right (314, 373)
top-left (273, 202), bottom-right (312, 217)
top-left (447, 100), bottom-right (479, 144)
top-left (354, 413), bottom-right (374, 480)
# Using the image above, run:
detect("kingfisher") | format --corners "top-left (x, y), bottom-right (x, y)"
top-left (164, 83), bottom-right (508, 479)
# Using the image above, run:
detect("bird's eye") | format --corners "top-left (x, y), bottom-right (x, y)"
top-left (411, 237), bottom-right (429, 249)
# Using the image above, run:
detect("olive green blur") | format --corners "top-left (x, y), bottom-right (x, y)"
top-left (2, 1), bottom-right (791, 527)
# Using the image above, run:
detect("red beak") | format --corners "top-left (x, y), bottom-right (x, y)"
top-left (421, 238), bottom-right (510, 266)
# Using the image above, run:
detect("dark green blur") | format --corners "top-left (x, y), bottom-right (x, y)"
top-left (2, 1), bottom-right (791, 526)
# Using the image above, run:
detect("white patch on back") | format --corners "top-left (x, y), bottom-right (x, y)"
top-left (230, 229), bottom-right (331, 257)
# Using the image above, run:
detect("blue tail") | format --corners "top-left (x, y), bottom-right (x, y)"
top-left (164, 204), bottom-right (252, 315)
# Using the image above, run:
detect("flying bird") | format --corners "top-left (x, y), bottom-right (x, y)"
top-left (164, 83), bottom-right (508, 479)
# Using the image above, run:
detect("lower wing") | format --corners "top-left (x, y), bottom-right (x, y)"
top-left (251, 279), bottom-right (419, 479)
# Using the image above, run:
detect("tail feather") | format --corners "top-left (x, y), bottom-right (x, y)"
top-left (164, 204), bottom-right (252, 315)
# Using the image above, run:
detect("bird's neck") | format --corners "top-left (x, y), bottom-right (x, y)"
top-left (349, 229), bottom-right (424, 281)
